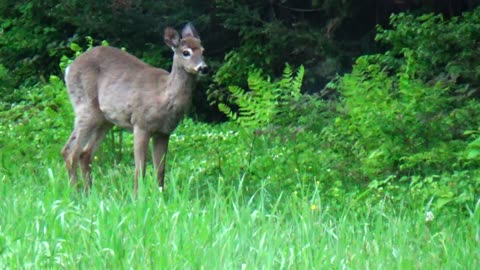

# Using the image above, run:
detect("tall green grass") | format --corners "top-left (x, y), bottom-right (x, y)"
top-left (1, 158), bottom-right (479, 269)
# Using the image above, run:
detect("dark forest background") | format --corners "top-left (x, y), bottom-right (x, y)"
top-left (1, 0), bottom-right (479, 120)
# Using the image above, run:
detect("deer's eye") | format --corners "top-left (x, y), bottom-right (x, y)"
top-left (182, 51), bottom-right (191, 57)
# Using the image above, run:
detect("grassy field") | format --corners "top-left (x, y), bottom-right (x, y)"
top-left (1, 121), bottom-right (479, 269)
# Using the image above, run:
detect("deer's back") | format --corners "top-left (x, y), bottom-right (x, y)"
top-left (66, 46), bottom-right (171, 131)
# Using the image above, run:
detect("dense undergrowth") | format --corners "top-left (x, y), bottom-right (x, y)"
top-left (1, 7), bottom-right (480, 210)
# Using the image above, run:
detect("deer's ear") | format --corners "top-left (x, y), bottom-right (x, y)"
top-left (164, 27), bottom-right (180, 49)
top-left (181, 23), bottom-right (200, 39)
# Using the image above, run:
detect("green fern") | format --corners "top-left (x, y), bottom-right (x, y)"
top-left (218, 103), bottom-right (237, 120)
top-left (219, 64), bottom-right (304, 128)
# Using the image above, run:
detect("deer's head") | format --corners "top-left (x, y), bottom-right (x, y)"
top-left (164, 23), bottom-right (208, 76)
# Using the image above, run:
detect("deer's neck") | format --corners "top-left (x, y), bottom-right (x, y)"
top-left (166, 60), bottom-right (196, 97)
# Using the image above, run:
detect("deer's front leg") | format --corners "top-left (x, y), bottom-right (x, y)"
top-left (133, 126), bottom-right (150, 195)
top-left (152, 133), bottom-right (170, 189)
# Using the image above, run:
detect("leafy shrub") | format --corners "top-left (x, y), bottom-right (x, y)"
top-left (0, 38), bottom-right (114, 173)
top-left (0, 64), bottom-right (15, 94)
top-left (332, 54), bottom-right (458, 176)
top-left (320, 8), bottom-right (480, 209)
top-left (0, 76), bottom-right (72, 173)
top-left (376, 10), bottom-right (480, 92)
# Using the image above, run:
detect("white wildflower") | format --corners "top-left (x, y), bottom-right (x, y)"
top-left (425, 211), bottom-right (434, 222)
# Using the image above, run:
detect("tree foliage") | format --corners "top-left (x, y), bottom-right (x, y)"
top-left (3, 0), bottom-right (474, 117)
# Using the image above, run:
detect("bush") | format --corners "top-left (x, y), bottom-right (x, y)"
top-left (319, 8), bottom-right (480, 209)
top-left (0, 76), bottom-right (72, 172)
top-left (376, 11), bottom-right (480, 87)
top-left (0, 39), bottom-right (110, 171)
top-left (329, 54), bottom-right (473, 177)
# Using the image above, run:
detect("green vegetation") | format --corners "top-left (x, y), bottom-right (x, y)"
top-left (219, 64), bottom-right (304, 127)
top-left (1, 2), bottom-right (480, 269)
top-left (1, 122), bottom-right (479, 268)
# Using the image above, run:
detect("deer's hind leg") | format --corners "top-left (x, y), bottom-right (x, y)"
top-left (63, 114), bottom-right (100, 191)
top-left (79, 123), bottom-right (112, 192)
top-left (64, 67), bottom-right (104, 192)
top-left (62, 127), bottom-right (79, 187)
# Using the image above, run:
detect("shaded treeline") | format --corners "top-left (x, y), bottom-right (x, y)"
top-left (1, 0), bottom-right (479, 119)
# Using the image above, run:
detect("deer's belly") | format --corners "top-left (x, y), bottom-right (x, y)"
top-left (102, 109), bottom-right (133, 130)
top-left (99, 100), bottom-right (134, 130)
top-left (143, 106), bottom-right (186, 134)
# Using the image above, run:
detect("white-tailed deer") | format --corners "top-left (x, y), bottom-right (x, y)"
top-left (62, 23), bottom-right (207, 194)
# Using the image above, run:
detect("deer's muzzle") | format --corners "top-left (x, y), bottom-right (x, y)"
top-left (195, 63), bottom-right (209, 75)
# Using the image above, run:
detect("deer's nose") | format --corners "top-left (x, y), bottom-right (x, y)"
top-left (197, 64), bottom-right (209, 75)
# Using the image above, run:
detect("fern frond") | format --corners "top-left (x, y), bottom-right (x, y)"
top-left (228, 85), bottom-right (247, 99)
top-left (218, 103), bottom-right (237, 120)
top-left (279, 63), bottom-right (293, 91)
top-left (291, 65), bottom-right (304, 100)
top-left (219, 63), bottom-right (305, 128)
